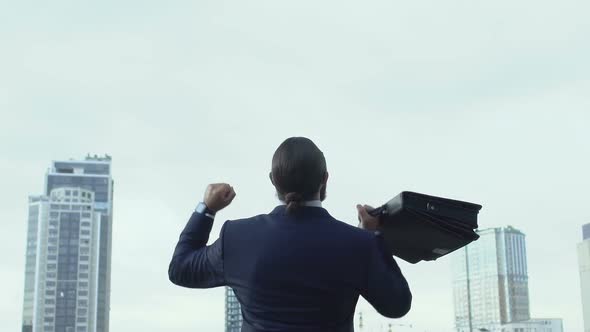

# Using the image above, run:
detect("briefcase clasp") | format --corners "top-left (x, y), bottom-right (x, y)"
top-left (427, 202), bottom-right (436, 211)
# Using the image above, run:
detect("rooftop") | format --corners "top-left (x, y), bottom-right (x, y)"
top-left (85, 153), bottom-right (112, 161)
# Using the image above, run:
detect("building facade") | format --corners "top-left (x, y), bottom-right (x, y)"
top-left (452, 226), bottom-right (530, 332)
top-left (579, 223), bottom-right (590, 332)
top-left (500, 318), bottom-right (564, 332)
top-left (226, 287), bottom-right (242, 332)
top-left (22, 155), bottom-right (114, 332)
top-left (476, 318), bottom-right (563, 332)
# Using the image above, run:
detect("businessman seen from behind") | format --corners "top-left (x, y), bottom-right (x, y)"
top-left (168, 137), bottom-right (412, 331)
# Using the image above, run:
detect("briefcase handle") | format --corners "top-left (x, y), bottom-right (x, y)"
top-left (368, 206), bottom-right (386, 217)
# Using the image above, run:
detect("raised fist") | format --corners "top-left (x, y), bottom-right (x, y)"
top-left (204, 183), bottom-right (236, 213)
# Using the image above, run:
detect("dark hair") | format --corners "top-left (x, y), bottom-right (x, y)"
top-left (271, 137), bottom-right (327, 214)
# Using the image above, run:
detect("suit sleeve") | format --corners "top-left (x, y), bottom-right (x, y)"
top-left (168, 212), bottom-right (226, 288)
top-left (360, 234), bottom-right (412, 318)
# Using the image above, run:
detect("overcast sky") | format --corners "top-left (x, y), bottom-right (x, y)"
top-left (1, 0), bottom-right (589, 331)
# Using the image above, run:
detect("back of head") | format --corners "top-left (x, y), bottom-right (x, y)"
top-left (271, 137), bottom-right (327, 214)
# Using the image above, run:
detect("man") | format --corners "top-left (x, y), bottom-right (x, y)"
top-left (168, 137), bottom-right (412, 332)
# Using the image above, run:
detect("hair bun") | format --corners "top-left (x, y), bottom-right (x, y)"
top-left (284, 192), bottom-right (304, 203)
top-left (284, 192), bottom-right (304, 214)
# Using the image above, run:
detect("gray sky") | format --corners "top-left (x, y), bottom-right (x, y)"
top-left (1, 0), bottom-right (589, 331)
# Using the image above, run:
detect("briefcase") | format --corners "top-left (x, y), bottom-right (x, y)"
top-left (369, 191), bottom-right (482, 264)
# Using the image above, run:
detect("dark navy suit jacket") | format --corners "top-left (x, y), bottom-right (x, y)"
top-left (168, 205), bottom-right (412, 332)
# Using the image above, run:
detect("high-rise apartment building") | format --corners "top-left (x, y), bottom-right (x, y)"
top-left (578, 223), bottom-right (590, 332)
top-left (226, 287), bottom-right (242, 332)
top-left (22, 155), bottom-right (114, 332)
top-left (452, 226), bottom-right (530, 332)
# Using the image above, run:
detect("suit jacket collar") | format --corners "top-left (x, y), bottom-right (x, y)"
top-left (269, 205), bottom-right (332, 218)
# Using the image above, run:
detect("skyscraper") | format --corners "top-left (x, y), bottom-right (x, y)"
top-left (225, 287), bottom-right (242, 332)
top-left (451, 226), bottom-right (530, 332)
top-left (22, 155), bottom-right (114, 332)
top-left (578, 223), bottom-right (590, 332)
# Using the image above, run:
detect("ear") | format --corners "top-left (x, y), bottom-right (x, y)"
top-left (269, 172), bottom-right (275, 185)
top-left (322, 171), bottom-right (329, 185)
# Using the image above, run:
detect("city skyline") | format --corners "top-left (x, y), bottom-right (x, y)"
top-left (16, 156), bottom-right (582, 332)
top-left (6, 128), bottom-right (579, 326)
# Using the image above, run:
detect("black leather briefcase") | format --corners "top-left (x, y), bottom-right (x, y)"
top-left (369, 192), bottom-right (482, 264)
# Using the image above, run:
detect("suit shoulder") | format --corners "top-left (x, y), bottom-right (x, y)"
top-left (228, 213), bottom-right (268, 223)
top-left (329, 217), bottom-right (375, 241)
top-left (222, 213), bottom-right (269, 228)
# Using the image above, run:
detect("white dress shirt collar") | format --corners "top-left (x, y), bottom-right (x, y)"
top-left (279, 200), bottom-right (322, 207)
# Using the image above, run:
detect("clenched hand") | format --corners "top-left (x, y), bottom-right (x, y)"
top-left (204, 183), bottom-right (236, 213)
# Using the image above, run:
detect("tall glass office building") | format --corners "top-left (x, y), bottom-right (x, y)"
top-left (451, 226), bottom-right (530, 332)
top-left (226, 287), bottom-right (242, 332)
top-left (22, 155), bottom-right (114, 332)
top-left (578, 223), bottom-right (590, 332)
